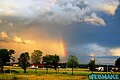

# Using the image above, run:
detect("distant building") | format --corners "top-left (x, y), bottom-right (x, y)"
top-left (96, 67), bottom-right (104, 71)
top-left (13, 64), bottom-right (19, 67)
top-left (30, 64), bottom-right (44, 68)
top-left (96, 64), bottom-right (116, 72)
top-left (30, 63), bottom-right (67, 69)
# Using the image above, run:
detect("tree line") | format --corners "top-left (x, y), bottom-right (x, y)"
top-left (0, 48), bottom-right (78, 74)
top-left (1, 48), bottom-right (120, 74)
top-left (0, 49), bottom-right (60, 73)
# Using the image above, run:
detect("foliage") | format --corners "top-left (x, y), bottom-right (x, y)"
top-left (18, 52), bottom-right (30, 73)
top-left (0, 48), bottom-right (15, 73)
top-left (31, 50), bottom-right (43, 64)
top-left (43, 54), bottom-right (60, 73)
top-left (52, 54), bottom-right (60, 70)
top-left (67, 55), bottom-right (79, 75)
top-left (115, 57), bottom-right (120, 68)
top-left (67, 55), bottom-right (79, 68)
top-left (88, 59), bottom-right (95, 72)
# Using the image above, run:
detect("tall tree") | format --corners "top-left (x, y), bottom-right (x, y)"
top-left (52, 54), bottom-right (60, 71)
top-left (31, 50), bottom-right (43, 64)
top-left (88, 59), bottom-right (95, 73)
top-left (42, 55), bottom-right (50, 74)
top-left (115, 57), bottom-right (120, 71)
top-left (67, 55), bottom-right (79, 75)
top-left (43, 54), bottom-right (60, 74)
top-left (0, 49), bottom-right (15, 73)
top-left (18, 52), bottom-right (30, 73)
top-left (31, 50), bottom-right (42, 73)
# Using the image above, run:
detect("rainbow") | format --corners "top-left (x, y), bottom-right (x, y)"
top-left (59, 38), bottom-right (67, 57)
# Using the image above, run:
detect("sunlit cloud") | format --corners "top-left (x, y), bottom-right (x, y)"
top-left (12, 36), bottom-right (35, 44)
top-left (13, 36), bottom-right (22, 43)
top-left (89, 53), bottom-right (96, 57)
top-left (24, 40), bottom-right (35, 44)
top-left (89, 53), bottom-right (96, 60)
top-left (84, 0), bottom-right (119, 15)
top-left (0, 26), bottom-right (67, 58)
top-left (81, 13), bottom-right (106, 26)
top-left (0, 36), bottom-right (66, 58)
top-left (101, 3), bottom-right (119, 15)
top-left (0, 32), bottom-right (8, 38)
top-left (0, 31), bottom-right (34, 45)
top-left (0, 32), bottom-right (10, 42)
top-left (110, 48), bottom-right (120, 56)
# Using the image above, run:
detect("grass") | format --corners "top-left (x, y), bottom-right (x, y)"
top-left (0, 66), bottom-right (119, 80)
top-left (0, 73), bottom-right (88, 80)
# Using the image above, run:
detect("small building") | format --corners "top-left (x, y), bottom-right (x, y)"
top-left (12, 62), bottom-right (19, 67)
top-left (30, 64), bottom-right (44, 68)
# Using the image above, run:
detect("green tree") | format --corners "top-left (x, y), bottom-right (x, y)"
top-left (88, 59), bottom-right (95, 73)
top-left (42, 55), bottom-right (49, 74)
top-left (31, 50), bottom-right (43, 64)
top-left (67, 55), bottom-right (79, 75)
top-left (0, 49), bottom-right (15, 73)
top-left (18, 52), bottom-right (30, 73)
top-left (52, 54), bottom-right (60, 73)
top-left (43, 54), bottom-right (60, 74)
top-left (115, 57), bottom-right (120, 71)
top-left (31, 50), bottom-right (43, 73)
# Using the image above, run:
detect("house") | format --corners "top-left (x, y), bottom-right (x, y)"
top-left (30, 64), bottom-right (44, 68)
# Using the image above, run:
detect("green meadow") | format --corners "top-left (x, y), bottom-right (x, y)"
top-left (0, 66), bottom-right (118, 80)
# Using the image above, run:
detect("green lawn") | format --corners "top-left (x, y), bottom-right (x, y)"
top-left (0, 66), bottom-right (118, 80)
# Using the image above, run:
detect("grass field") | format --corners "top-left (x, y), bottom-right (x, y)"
top-left (0, 66), bottom-right (118, 80)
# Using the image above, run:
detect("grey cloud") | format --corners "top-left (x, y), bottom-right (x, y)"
top-left (0, 0), bottom-right (119, 26)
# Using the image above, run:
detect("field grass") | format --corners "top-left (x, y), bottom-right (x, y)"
top-left (0, 66), bottom-right (118, 80)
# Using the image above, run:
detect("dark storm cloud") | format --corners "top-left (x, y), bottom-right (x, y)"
top-left (62, 6), bottom-right (120, 64)
top-left (65, 5), bottom-right (120, 48)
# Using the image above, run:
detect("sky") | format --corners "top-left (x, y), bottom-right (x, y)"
top-left (0, 0), bottom-right (120, 65)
